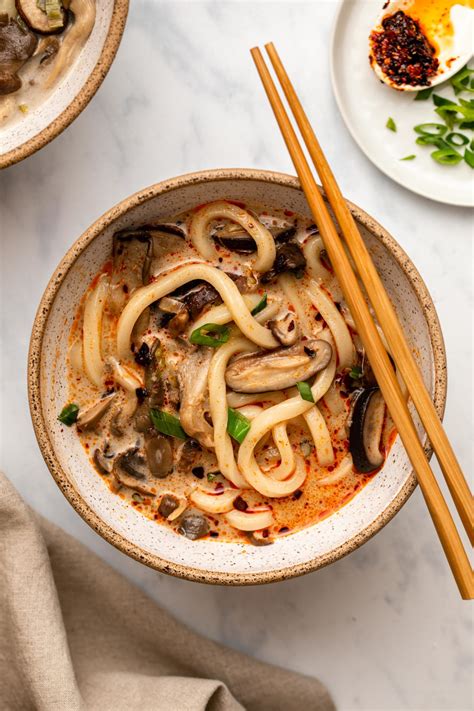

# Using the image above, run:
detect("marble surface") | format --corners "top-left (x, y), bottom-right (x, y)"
top-left (1, 2), bottom-right (473, 709)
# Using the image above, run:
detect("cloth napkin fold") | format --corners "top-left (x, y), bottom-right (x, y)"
top-left (0, 473), bottom-right (334, 711)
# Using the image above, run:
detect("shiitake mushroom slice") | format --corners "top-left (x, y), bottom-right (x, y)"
top-left (16, 0), bottom-right (67, 35)
top-left (349, 388), bottom-right (386, 473)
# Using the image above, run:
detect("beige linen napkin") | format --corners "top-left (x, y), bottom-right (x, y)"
top-left (0, 473), bottom-right (334, 711)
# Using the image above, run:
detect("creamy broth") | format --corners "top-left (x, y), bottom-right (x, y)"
top-left (0, 0), bottom-right (95, 126)
top-left (61, 201), bottom-right (397, 545)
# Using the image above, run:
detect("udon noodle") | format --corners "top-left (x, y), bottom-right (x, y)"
top-left (61, 200), bottom-right (398, 544)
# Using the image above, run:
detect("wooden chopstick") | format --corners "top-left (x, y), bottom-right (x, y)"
top-left (264, 42), bottom-right (474, 549)
top-left (250, 46), bottom-right (474, 599)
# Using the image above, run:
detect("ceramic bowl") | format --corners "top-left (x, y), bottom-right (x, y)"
top-left (28, 169), bottom-right (447, 585)
top-left (0, 0), bottom-right (128, 169)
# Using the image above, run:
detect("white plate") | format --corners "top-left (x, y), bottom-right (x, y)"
top-left (330, 0), bottom-right (474, 207)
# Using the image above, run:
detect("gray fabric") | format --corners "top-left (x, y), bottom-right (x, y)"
top-left (0, 473), bottom-right (335, 711)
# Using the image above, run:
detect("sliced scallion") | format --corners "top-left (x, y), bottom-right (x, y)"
top-left (227, 408), bottom-right (251, 444)
top-left (58, 403), bottom-right (79, 426)
top-left (251, 293), bottom-right (267, 316)
top-left (446, 132), bottom-right (469, 147)
top-left (386, 117), bottom-right (397, 132)
top-left (400, 154), bottom-right (416, 161)
top-left (296, 381), bottom-right (315, 403)
top-left (450, 66), bottom-right (474, 95)
top-left (414, 123), bottom-right (447, 136)
top-left (150, 409), bottom-right (188, 439)
top-left (430, 148), bottom-right (462, 166)
top-left (189, 323), bottom-right (230, 347)
top-left (414, 87), bottom-right (433, 101)
top-left (464, 148), bottom-right (474, 169)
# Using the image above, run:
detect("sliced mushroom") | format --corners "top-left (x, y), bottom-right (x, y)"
top-left (110, 392), bottom-right (138, 437)
top-left (39, 36), bottom-right (59, 63)
top-left (182, 283), bottom-right (221, 320)
top-left (16, 0), bottom-right (67, 34)
top-left (0, 19), bottom-right (37, 95)
top-left (109, 232), bottom-right (152, 314)
top-left (227, 270), bottom-right (259, 294)
top-left (261, 243), bottom-right (306, 283)
top-left (178, 511), bottom-right (209, 540)
top-left (158, 296), bottom-right (186, 315)
top-left (113, 448), bottom-right (157, 496)
top-left (178, 349), bottom-right (214, 448)
top-left (225, 339), bottom-right (332, 393)
top-left (168, 310), bottom-right (189, 336)
top-left (76, 392), bottom-right (116, 430)
top-left (268, 311), bottom-right (300, 346)
top-left (177, 438), bottom-right (202, 470)
top-left (158, 493), bottom-right (180, 518)
top-left (144, 434), bottom-right (173, 478)
top-left (93, 448), bottom-right (114, 475)
top-left (349, 388), bottom-right (386, 473)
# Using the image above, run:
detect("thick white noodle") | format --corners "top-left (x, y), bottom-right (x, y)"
top-left (302, 406), bottom-right (334, 467)
top-left (227, 391), bottom-right (284, 408)
top-left (237, 348), bottom-right (336, 497)
top-left (316, 454), bottom-right (353, 486)
top-left (116, 263), bottom-right (278, 358)
top-left (190, 488), bottom-right (240, 514)
top-left (189, 296), bottom-right (281, 336)
top-left (303, 235), bottom-right (344, 302)
top-left (278, 273), bottom-right (320, 337)
top-left (83, 274), bottom-right (109, 387)
top-left (107, 356), bottom-right (143, 392)
top-left (208, 336), bottom-right (257, 488)
top-left (46, 0), bottom-right (96, 87)
top-left (225, 509), bottom-right (274, 531)
top-left (235, 405), bottom-right (264, 420)
top-left (307, 279), bottom-right (354, 369)
top-left (189, 201), bottom-right (276, 272)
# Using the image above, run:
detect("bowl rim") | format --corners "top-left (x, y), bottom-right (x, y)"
top-left (0, 0), bottom-right (129, 170)
top-left (28, 168), bottom-right (447, 585)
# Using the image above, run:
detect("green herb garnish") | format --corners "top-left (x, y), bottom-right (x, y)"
top-left (349, 365), bottom-right (363, 380)
top-left (132, 493), bottom-right (143, 503)
top-left (150, 409), bottom-right (188, 439)
top-left (251, 293), bottom-right (267, 316)
top-left (400, 154), bottom-right (416, 161)
top-left (386, 117), bottom-right (397, 132)
top-left (431, 148), bottom-right (463, 166)
top-left (207, 471), bottom-right (219, 482)
top-left (189, 323), bottom-right (230, 347)
top-left (414, 87), bottom-right (433, 101)
top-left (445, 132), bottom-right (469, 147)
top-left (58, 403), bottom-right (79, 426)
top-left (414, 123), bottom-right (447, 136)
top-left (296, 381), bottom-right (315, 403)
top-left (464, 148), bottom-right (474, 169)
top-left (227, 408), bottom-right (251, 444)
top-left (450, 66), bottom-right (474, 95)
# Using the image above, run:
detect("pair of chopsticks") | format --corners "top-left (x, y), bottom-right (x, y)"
top-left (251, 43), bottom-right (473, 599)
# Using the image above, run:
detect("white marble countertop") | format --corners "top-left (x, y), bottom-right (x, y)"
top-left (1, 2), bottom-right (472, 709)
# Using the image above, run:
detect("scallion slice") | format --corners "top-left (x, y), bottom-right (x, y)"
top-left (430, 148), bottom-right (462, 166)
top-left (446, 132), bottom-right (469, 147)
top-left (150, 409), bottom-right (188, 439)
top-left (414, 123), bottom-right (447, 136)
top-left (296, 381), bottom-right (314, 403)
top-left (227, 408), bottom-right (251, 444)
top-left (450, 66), bottom-right (474, 95)
top-left (415, 135), bottom-right (449, 149)
top-left (414, 87), bottom-right (433, 101)
top-left (464, 148), bottom-right (474, 169)
top-left (400, 154), bottom-right (416, 161)
top-left (45, 0), bottom-right (64, 30)
top-left (386, 117), bottom-right (397, 132)
top-left (251, 293), bottom-right (267, 316)
top-left (189, 323), bottom-right (230, 347)
top-left (58, 403), bottom-right (79, 426)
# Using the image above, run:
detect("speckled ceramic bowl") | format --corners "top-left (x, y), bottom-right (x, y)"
top-left (28, 170), bottom-right (447, 585)
top-left (0, 0), bottom-right (128, 169)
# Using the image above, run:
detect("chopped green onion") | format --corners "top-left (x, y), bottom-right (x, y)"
top-left (415, 135), bottom-right (449, 149)
top-left (464, 148), bottom-right (474, 169)
top-left (432, 94), bottom-right (453, 107)
top-left (434, 107), bottom-right (457, 130)
top-left (446, 132), bottom-right (469, 147)
top-left (450, 66), bottom-right (474, 95)
top-left (227, 408), bottom-right (251, 444)
top-left (207, 471), bottom-right (219, 482)
top-left (132, 493), bottom-right (143, 503)
top-left (431, 148), bottom-right (462, 166)
top-left (386, 117), bottom-right (397, 132)
top-left (296, 381), bottom-right (315, 403)
top-left (189, 323), bottom-right (230, 347)
top-left (45, 0), bottom-right (63, 30)
top-left (414, 87), bottom-right (433, 101)
top-left (18, 104), bottom-right (28, 114)
top-left (400, 154), bottom-right (416, 161)
top-left (414, 123), bottom-right (447, 136)
top-left (58, 403), bottom-right (79, 426)
top-left (459, 120), bottom-right (474, 130)
top-left (251, 293), bottom-right (267, 316)
top-left (459, 97), bottom-right (474, 109)
top-left (349, 365), bottom-right (363, 380)
top-left (150, 409), bottom-right (188, 439)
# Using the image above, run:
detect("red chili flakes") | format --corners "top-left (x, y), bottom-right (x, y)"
top-left (370, 11), bottom-right (439, 87)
